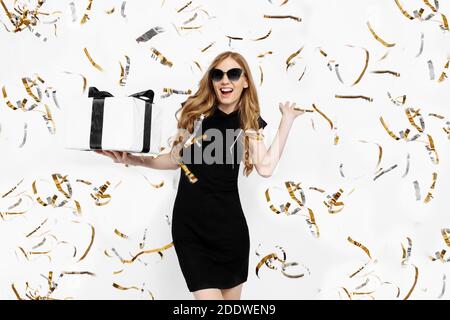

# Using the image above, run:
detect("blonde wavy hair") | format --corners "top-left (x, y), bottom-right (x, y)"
top-left (171, 51), bottom-right (263, 177)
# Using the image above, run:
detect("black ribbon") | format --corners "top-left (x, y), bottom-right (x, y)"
top-left (88, 86), bottom-right (154, 153)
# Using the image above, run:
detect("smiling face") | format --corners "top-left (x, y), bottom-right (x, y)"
top-left (211, 57), bottom-right (249, 110)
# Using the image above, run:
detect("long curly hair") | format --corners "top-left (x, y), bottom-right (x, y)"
top-left (171, 51), bottom-right (263, 177)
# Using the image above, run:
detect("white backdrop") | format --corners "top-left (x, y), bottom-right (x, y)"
top-left (0, 0), bottom-right (449, 300)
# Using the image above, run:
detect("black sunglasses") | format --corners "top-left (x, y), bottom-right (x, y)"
top-left (210, 68), bottom-right (244, 82)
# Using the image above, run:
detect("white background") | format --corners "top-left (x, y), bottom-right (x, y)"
top-left (0, 0), bottom-right (449, 299)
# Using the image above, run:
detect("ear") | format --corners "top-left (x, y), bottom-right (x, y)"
top-left (243, 74), bottom-right (249, 88)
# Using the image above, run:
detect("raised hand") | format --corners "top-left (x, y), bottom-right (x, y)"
top-left (279, 101), bottom-right (306, 121)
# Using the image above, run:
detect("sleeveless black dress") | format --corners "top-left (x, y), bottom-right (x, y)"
top-left (171, 103), bottom-right (267, 292)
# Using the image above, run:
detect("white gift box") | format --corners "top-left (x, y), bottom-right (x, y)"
top-left (63, 87), bottom-right (163, 154)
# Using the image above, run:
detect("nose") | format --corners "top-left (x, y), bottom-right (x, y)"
top-left (220, 75), bottom-right (231, 85)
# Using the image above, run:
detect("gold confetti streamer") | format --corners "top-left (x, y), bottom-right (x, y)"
top-left (379, 116), bottom-right (401, 140)
top-left (358, 139), bottom-right (383, 171)
top-left (256, 253), bottom-right (280, 278)
top-left (312, 103), bottom-right (333, 129)
top-left (105, 7), bottom-right (115, 14)
top-left (263, 14), bottom-right (301, 22)
top-left (179, 25), bottom-right (202, 30)
top-left (305, 208), bottom-right (320, 238)
top-left (11, 284), bottom-right (22, 300)
top-left (192, 60), bottom-right (202, 72)
top-left (437, 58), bottom-right (449, 82)
top-left (26, 218), bottom-right (49, 238)
top-left (252, 29), bottom-right (272, 41)
top-left (323, 188), bottom-right (345, 214)
top-left (340, 287), bottom-right (352, 300)
top-left (226, 35), bottom-right (243, 41)
top-left (371, 70), bottom-right (400, 77)
top-left (114, 229), bottom-right (129, 239)
top-left (440, 13), bottom-right (449, 31)
top-left (335, 94), bottom-right (373, 102)
top-left (428, 113), bottom-right (444, 119)
top-left (318, 48), bottom-right (328, 57)
top-left (149, 47), bottom-right (173, 67)
top-left (423, 0), bottom-right (438, 12)
top-left (441, 228), bottom-right (450, 247)
top-left (259, 65), bottom-right (263, 86)
top-left (62, 71), bottom-right (87, 93)
top-left (83, 47), bottom-right (103, 71)
top-left (285, 181), bottom-right (305, 208)
top-left (112, 283), bottom-right (141, 291)
top-left (265, 189), bottom-right (282, 214)
top-left (183, 12), bottom-right (198, 25)
top-left (286, 46), bottom-right (304, 71)
top-left (161, 88), bottom-right (192, 98)
top-left (394, 0), bottom-right (415, 20)
top-left (200, 41), bottom-right (215, 52)
top-left (76, 222), bottom-right (95, 262)
top-left (401, 237), bottom-right (413, 266)
top-left (298, 65), bottom-right (307, 82)
top-left (349, 260), bottom-right (372, 278)
top-left (89, 181), bottom-right (113, 206)
top-left (366, 21), bottom-right (396, 47)
top-left (405, 108), bottom-right (425, 133)
top-left (387, 92), bottom-right (406, 106)
top-left (347, 236), bottom-right (372, 259)
top-left (425, 134), bottom-right (439, 164)
top-left (123, 242), bottom-right (174, 264)
top-left (80, 0), bottom-right (93, 25)
top-left (373, 164), bottom-right (398, 181)
top-left (349, 46), bottom-right (369, 86)
top-left (119, 55), bottom-right (130, 86)
top-left (424, 172), bottom-right (437, 203)
top-left (257, 51), bottom-right (273, 58)
top-left (177, 1), bottom-right (192, 13)
top-left (403, 265), bottom-right (419, 300)
top-left (21, 77), bottom-right (41, 102)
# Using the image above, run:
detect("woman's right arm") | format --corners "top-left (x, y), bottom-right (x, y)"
top-left (96, 129), bottom-right (185, 170)
top-left (128, 151), bottom-right (179, 170)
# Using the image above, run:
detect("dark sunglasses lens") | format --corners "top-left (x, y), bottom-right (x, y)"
top-left (211, 69), bottom-right (224, 82)
top-left (227, 68), bottom-right (242, 81)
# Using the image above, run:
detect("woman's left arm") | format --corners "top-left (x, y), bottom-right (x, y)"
top-left (248, 101), bottom-right (305, 178)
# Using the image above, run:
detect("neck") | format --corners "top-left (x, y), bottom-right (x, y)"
top-left (218, 101), bottom-right (239, 113)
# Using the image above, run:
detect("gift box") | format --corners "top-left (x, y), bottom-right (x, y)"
top-left (63, 86), bottom-right (163, 154)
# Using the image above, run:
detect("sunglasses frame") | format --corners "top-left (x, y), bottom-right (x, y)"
top-left (210, 68), bottom-right (244, 82)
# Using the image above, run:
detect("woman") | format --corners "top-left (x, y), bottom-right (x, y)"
top-left (95, 51), bottom-right (304, 300)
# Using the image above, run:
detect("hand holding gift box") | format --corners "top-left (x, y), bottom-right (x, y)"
top-left (63, 86), bottom-right (163, 154)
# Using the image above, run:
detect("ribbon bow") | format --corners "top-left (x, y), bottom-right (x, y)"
top-left (88, 86), bottom-right (154, 102)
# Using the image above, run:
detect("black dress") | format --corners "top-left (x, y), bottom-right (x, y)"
top-left (171, 103), bottom-right (267, 292)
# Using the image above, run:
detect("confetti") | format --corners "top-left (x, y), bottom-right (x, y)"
top-left (335, 94), bottom-right (373, 102)
top-left (83, 47), bottom-right (103, 71)
top-left (403, 265), bottom-right (419, 300)
top-left (366, 21), bottom-right (396, 47)
top-left (136, 26), bottom-right (165, 43)
top-left (149, 47), bottom-right (173, 67)
top-left (347, 236), bottom-right (372, 259)
top-left (263, 14), bottom-right (301, 22)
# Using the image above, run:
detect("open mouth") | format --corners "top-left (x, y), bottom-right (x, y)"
top-left (220, 88), bottom-right (233, 97)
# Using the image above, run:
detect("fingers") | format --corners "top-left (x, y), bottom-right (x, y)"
top-left (95, 150), bottom-right (132, 164)
top-left (111, 151), bottom-right (123, 163)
